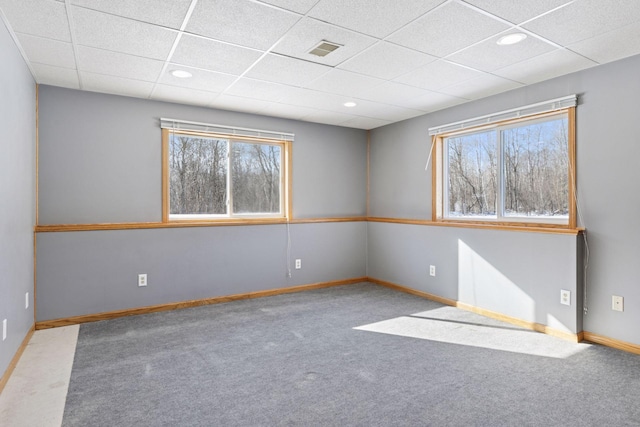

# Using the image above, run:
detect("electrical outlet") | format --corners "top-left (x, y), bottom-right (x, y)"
top-left (138, 274), bottom-right (147, 287)
top-left (295, 259), bottom-right (302, 269)
top-left (560, 290), bottom-right (571, 306)
top-left (429, 265), bottom-right (436, 277)
top-left (612, 295), bottom-right (624, 312)
top-left (2, 319), bottom-right (6, 341)
top-left (25, 292), bottom-right (29, 309)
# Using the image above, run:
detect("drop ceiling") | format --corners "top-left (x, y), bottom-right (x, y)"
top-left (2, 0), bottom-right (640, 130)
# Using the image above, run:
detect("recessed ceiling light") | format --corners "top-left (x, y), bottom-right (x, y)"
top-left (344, 102), bottom-right (357, 108)
top-left (171, 69), bottom-right (192, 78)
top-left (496, 33), bottom-right (527, 46)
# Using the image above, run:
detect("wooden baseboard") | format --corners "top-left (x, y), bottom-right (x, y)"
top-left (456, 302), bottom-right (581, 343)
top-left (368, 277), bottom-right (581, 343)
top-left (368, 277), bottom-right (458, 307)
top-left (35, 277), bottom-right (367, 329)
top-left (0, 325), bottom-right (35, 395)
top-left (583, 331), bottom-right (640, 355)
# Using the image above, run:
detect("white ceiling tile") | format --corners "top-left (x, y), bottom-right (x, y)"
top-left (77, 46), bottom-right (164, 82)
top-left (0, 0), bottom-right (70, 41)
top-left (80, 72), bottom-right (154, 98)
top-left (447, 31), bottom-right (556, 72)
top-left (272, 17), bottom-right (377, 67)
top-left (300, 109), bottom-right (359, 127)
top-left (402, 90), bottom-right (468, 112)
top-left (338, 116), bottom-right (393, 130)
top-left (245, 54), bottom-right (332, 87)
top-left (160, 65), bottom-right (237, 93)
top-left (463, 0), bottom-right (573, 24)
top-left (17, 33), bottom-right (76, 69)
top-left (354, 81), bottom-right (431, 105)
top-left (305, 69), bottom-right (384, 97)
top-left (186, 0), bottom-right (300, 50)
top-left (279, 87), bottom-right (353, 111)
top-left (439, 73), bottom-right (523, 100)
top-left (388, 1), bottom-right (509, 57)
top-left (152, 84), bottom-right (219, 107)
top-left (523, 0), bottom-right (640, 46)
top-left (171, 34), bottom-right (263, 75)
top-left (257, 0), bottom-right (318, 14)
top-left (569, 23), bottom-right (640, 64)
top-left (394, 60), bottom-right (482, 91)
top-left (338, 42), bottom-right (437, 80)
top-left (224, 78), bottom-right (291, 103)
top-left (32, 63), bottom-right (79, 88)
top-left (209, 94), bottom-right (272, 115)
top-left (308, 0), bottom-right (446, 38)
top-left (347, 101), bottom-right (425, 121)
top-left (494, 49), bottom-right (598, 84)
top-left (71, 6), bottom-right (177, 60)
top-left (260, 102), bottom-right (319, 120)
top-left (70, 0), bottom-right (192, 29)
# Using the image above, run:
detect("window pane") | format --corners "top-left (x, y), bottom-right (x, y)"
top-left (169, 135), bottom-right (228, 215)
top-left (231, 142), bottom-right (281, 214)
top-left (502, 117), bottom-right (568, 218)
top-left (446, 131), bottom-right (497, 217)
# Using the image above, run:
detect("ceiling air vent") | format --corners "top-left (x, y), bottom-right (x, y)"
top-left (309, 40), bottom-right (342, 57)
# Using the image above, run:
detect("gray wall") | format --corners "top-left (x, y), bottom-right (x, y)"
top-left (36, 87), bottom-right (368, 321)
top-left (0, 20), bottom-right (36, 378)
top-left (369, 53), bottom-right (640, 345)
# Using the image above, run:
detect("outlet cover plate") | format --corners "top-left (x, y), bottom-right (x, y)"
top-left (429, 265), bottom-right (436, 277)
top-left (612, 295), bottom-right (624, 312)
top-left (560, 289), bottom-right (571, 306)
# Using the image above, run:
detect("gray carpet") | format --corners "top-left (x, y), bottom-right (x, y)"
top-left (62, 283), bottom-right (640, 426)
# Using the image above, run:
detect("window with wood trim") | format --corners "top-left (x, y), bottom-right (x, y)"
top-left (162, 129), bottom-right (291, 221)
top-left (433, 109), bottom-right (576, 227)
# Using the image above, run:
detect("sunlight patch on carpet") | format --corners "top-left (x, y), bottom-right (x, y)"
top-left (354, 308), bottom-right (589, 359)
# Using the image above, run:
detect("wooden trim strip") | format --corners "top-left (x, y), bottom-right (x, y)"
top-left (568, 107), bottom-right (577, 229)
top-left (369, 277), bottom-right (457, 307)
top-left (35, 277), bottom-right (367, 329)
top-left (367, 216), bottom-right (584, 235)
top-left (369, 277), bottom-right (581, 343)
top-left (35, 84), bottom-right (39, 226)
top-left (0, 325), bottom-right (35, 394)
top-left (161, 129), bottom-right (169, 223)
top-left (366, 130), bottom-right (370, 217)
top-left (583, 331), bottom-right (640, 355)
top-left (34, 217), bottom-right (368, 232)
top-left (456, 302), bottom-right (581, 343)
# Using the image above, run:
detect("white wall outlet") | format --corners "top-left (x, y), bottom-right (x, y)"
top-left (25, 292), bottom-right (29, 309)
top-left (612, 295), bottom-right (624, 312)
top-left (560, 290), bottom-right (571, 306)
top-left (2, 319), bottom-right (6, 341)
top-left (295, 259), bottom-right (302, 269)
top-left (138, 274), bottom-right (147, 287)
top-left (429, 265), bottom-right (436, 277)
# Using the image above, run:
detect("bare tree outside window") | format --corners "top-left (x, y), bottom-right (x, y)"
top-left (231, 142), bottom-right (281, 214)
top-left (447, 130), bottom-right (497, 217)
top-left (170, 135), bottom-right (228, 215)
top-left (444, 114), bottom-right (569, 222)
top-left (503, 118), bottom-right (568, 218)
top-left (168, 133), bottom-right (283, 217)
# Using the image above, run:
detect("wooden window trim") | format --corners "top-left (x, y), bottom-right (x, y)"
top-left (432, 108), bottom-right (577, 230)
top-left (162, 129), bottom-right (292, 223)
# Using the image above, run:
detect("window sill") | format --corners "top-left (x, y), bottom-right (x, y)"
top-left (367, 217), bottom-right (584, 235)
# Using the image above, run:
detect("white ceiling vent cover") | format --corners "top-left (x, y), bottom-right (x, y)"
top-left (309, 40), bottom-right (342, 57)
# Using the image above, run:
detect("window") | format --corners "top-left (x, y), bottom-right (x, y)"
top-left (162, 126), bottom-right (291, 222)
top-left (433, 108), bottom-right (575, 227)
